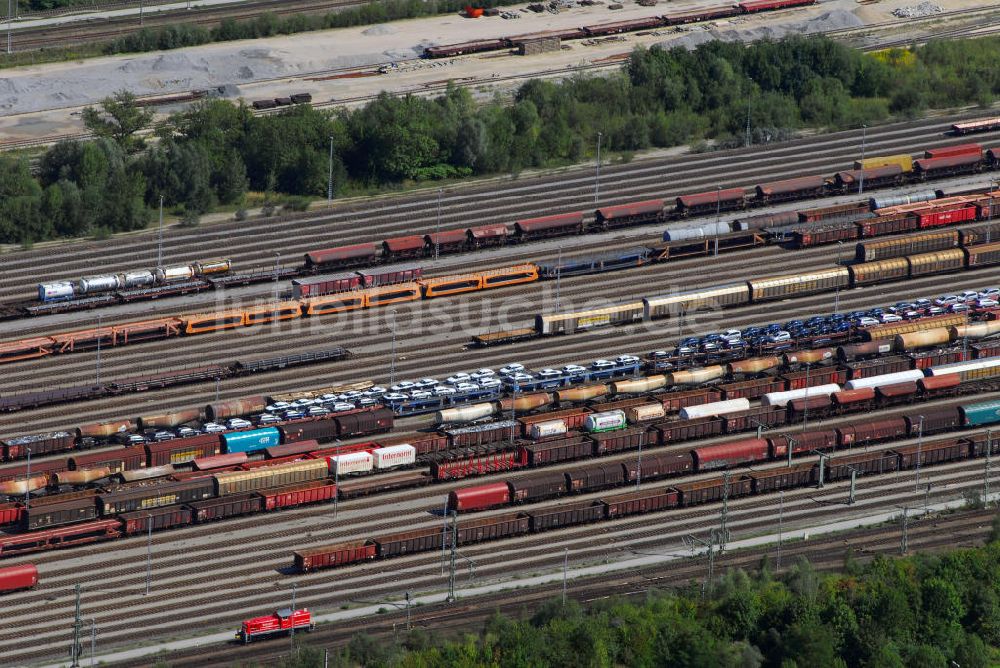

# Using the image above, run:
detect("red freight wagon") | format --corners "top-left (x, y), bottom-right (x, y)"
top-left (236, 608), bottom-right (314, 643)
top-left (915, 205), bottom-right (977, 228)
top-left (466, 224), bottom-right (508, 248)
top-left (835, 417), bottom-right (908, 447)
top-left (594, 199), bottom-right (664, 228)
top-left (304, 244), bottom-right (378, 269)
top-left (909, 347), bottom-right (967, 370)
top-left (675, 188), bottom-right (746, 215)
top-left (768, 429), bottom-right (837, 458)
top-left (0, 519), bottom-right (121, 557)
top-left (782, 367), bottom-right (846, 389)
top-left (258, 480), bottom-right (337, 510)
top-left (514, 212), bottom-right (585, 239)
top-left (431, 451), bottom-right (520, 480)
top-left (832, 387), bottom-right (876, 407)
top-left (754, 175), bottom-right (826, 203)
top-left (0, 503), bottom-right (22, 527)
top-left (381, 236), bottom-right (425, 259)
top-left (918, 374), bottom-right (961, 393)
top-left (119, 506), bottom-right (193, 535)
top-left (739, 0), bottom-right (815, 11)
top-left (290, 273), bottom-right (361, 298)
top-left (0, 564), bottom-right (39, 593)
top-left (423, 229), bottom-right (466, 254)
top-left (448, 482), bottom-right (511, 512)
top-left (924, 143), bottom-right (983, 159)
top-left (294, 541), bottom-right (375, 571)
top-left (692, 438), bottom-right (770, 471)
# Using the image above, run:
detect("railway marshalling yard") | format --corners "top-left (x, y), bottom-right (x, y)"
top-left (5, 0), bottom-right (1000, 666)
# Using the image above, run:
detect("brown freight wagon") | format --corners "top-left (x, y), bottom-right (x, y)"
top-left (603, 488), bottom-right (679, 518)
top-left (28, 489), bottom-right (97, 507)
top-left (847, 258), bottom-right (910, 285)
top-left (528, 501), bottom-right (605, 531)
top-left (69, 445), bottom-right (147, 473)
top-left (278, 419), bottom-right (339, 444)
top-left (1, 432), bottom-right (75, 460)
top-left (747, 463), bottom-right (818, 493)
top-left (958, 221), bottom-right (1000, 246)
top-left (791, 222), bottom-right (859, 247)
top-left (825, 451), bottom-right (898, 481)
top-left (903, 406), bottom-right (962, 434)
top-left (263, 440), bottom-right (321, 459)
top-left (799, 201), bottom-right (871, 223)
top-left (588, 397), bottom-right (650, 413)
top-left (23, 497), bottom-right (98, 530)
top-left (836, 417), bottom-right (908, 447)
top-left (876, 382), bottom-right (918, 403)
top-left (119, 506), bottom-right (193, 535)
top-left (187, 493), bottom-right (264, 522)
top-left (294, 540), bottom-right (377, 571)
top-left (446, 421), bottom-right (519, 448)
top-left (623, 451), bottom-right (694, 482)
top-left (213, 459), bottom-right (328, 495)
top-left (653, 388), bottom-right (723, 412)
top-left (722, 406), bottom-right (788, 434)
top-left (755, 175), bottom-right (827, 203)
top-left (335, 408), bottom-right (393, 437)
top-left (856, 213), bottom-right (917, 238)
top-left (854, 230), bottom-right (959, 262)
top-left (972, 341), bottom-right (1000, 359)
top-left (565, 463), bottom-right (628, 492)
top-left (98, 478), bottom-right (214, 514)
top-left (718, 377), bottom-right (785, 400)
top-left (375, 527), bottom-right (443, 557)
top-left (204, 396), bottom-right (266, 422)
top-left (891, 439), bottom-right (968, 469)
top-left (844, 356), bottom-right (913, 380)
top-left (456, 512), bottom-right (529, 544)
top-left (650, 416), bottom-right (723, 444)
top-left (965, 241), bottom-right (1000, 267)
top-left (590, 427), bottom-right (647, 455)
top-left (0, 458), bottom-right (68, 482)
top-left (672, 476), bottom-right (752, 506)
top-left (337, 471), bottom-right (430, 499)
top-left (145, 434), bottom-right (220, 466)
top-left (768, 430), bottom-right (838, 458)
top-left (907, 249), bottom-right (966, 276)
top-left (508, 471), bottom-right (568, 502)
top-left (837, 340), bottom-right (894, 362)
top-left (787, 395), bottom-right (834, 418)
top-left (380, 433), bottom-right (450, 456)
top-left (965, 432), bottom-right (1000, 458)
top-left (781, 367), bottom-right (846, 390)
top-left (520, 438), bottom-right (593, 466)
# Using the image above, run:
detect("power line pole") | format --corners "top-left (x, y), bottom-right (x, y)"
top-left (635, 432), bottom-right (643, 488)
top-left (389, 309), bottom-right (398, 386)
top-left (562, 548), bottom-right (568, 605)
top-left (713, 184), bottom-right (721, 257)
top-left (273, 252), bottom-right (280, 304)
top-left (914, 415), bottom-right (924, 492)
top-left (145, 514), bottom-right (152, 595)
top-left (594, 132), bottom-right (602, 204)
top-left (985, 429), bottom-right (993, 508)
top-left (744, 79), bottom-right (752, 148)
top-left (71, 584), bottom-right (82, 668)
top-left (24, 447), bottom-right (30, 508)
top-left (721, 475), bottom-right (731, 542)
top-left (157, 195), bottom-right (164, 270)
top-left (327, 136), bottom-right (334, 205)
top-left (776, 491), bottom-right (784, 571)
top-left (858, 124), bottom-right (868, 195)
top-left (289, 583), bottom-right (297, 651)
top-left (447, 511), bottom-right (458, 602)
top-left (900, 507), bottom-right (908, 555)
top-left (95, 314), bottom-right (103, 387)
top-left (435, 188), bottom-right (442, 262)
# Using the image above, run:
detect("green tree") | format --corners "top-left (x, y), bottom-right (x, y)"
top-left (81, 89), bottom-right (155, 153)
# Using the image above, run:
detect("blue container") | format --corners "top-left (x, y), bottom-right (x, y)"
top-left (961, 400), bottom-right (1000, 427)
top-left (221, 427), bottom-right (281, 454)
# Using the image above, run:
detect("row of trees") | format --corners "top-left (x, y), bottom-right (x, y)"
top-left (2, 34), bottom-right (1000, 244)
top-left (278, 521), bottom-right (1000, 667)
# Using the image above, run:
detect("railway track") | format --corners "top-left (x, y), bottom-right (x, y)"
top-left (108, 505), bottom-right (997, 668)
top-left (2, 111), bottom-right (997, 302)
top-left (1, 429), bottom-right (995, 664)
top-left (5, 235), bottom-right (1000, 438)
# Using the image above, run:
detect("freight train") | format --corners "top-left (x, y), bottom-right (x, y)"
top-left (535, 235), bottom-right (1000, 335)
top-left (294, 421), bottom-right (1000, 573)
top-left (4, 354), bottom-right (1000, 558)
top-left (422, 0), bottom-right (817, 58)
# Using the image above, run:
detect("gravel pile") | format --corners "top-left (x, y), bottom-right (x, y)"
top-left (663, 9), bottom-right (864, 50)
top-left (891, 2), bottom-right (943, 18)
